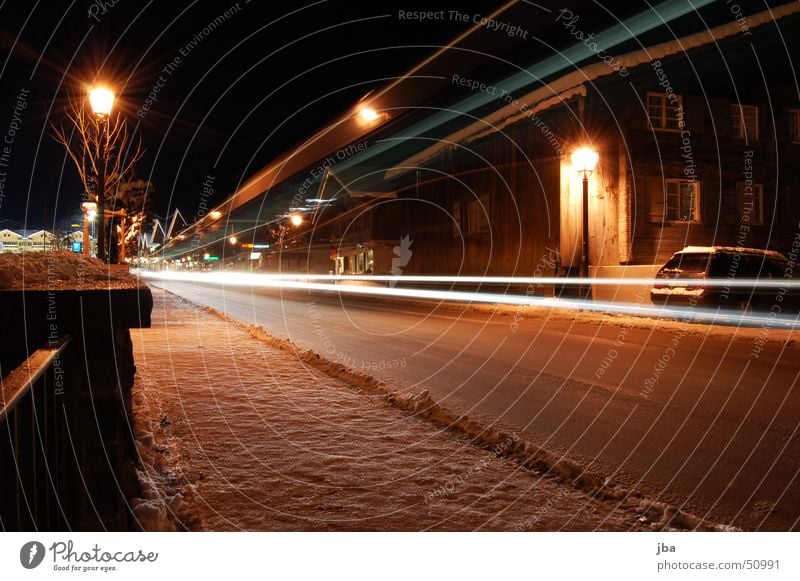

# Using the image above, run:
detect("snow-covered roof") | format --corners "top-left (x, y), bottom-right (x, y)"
top-left (675, 246), bottom-right (786, 259)
top-left (25, 230), bottom-right (55, 239)
top-left (386, 1), bottom-right (800, 179)
top-left (0, 229), bottom-right (57, 239)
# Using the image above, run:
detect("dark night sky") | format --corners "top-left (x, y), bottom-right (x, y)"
top-left (0, 0), bottom-right (777, 231)
top-left (0, 0), bottom-right (492, 229)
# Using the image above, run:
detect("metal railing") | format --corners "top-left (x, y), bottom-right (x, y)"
top-left (0, 336), bottom-right (71, 531)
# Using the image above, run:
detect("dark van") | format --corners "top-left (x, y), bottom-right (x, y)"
top-left (650, 246), bottom-right (798, 312)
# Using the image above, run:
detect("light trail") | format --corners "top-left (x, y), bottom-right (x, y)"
top-left (137, 270), bottom-right (800, 288)
top-left (138, 270), bottom-right (800, 329)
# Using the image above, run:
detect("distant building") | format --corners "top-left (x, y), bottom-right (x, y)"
top-left (0, 228), bottom-right (68, 253)
top-left (0, 229), bottom-right (24, 253)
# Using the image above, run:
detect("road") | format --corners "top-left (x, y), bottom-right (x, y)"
top-left (151, 279), bottom-right (800, 530)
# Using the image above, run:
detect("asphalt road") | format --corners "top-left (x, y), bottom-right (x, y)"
top-left (151, 279), bottom-right (800, 530)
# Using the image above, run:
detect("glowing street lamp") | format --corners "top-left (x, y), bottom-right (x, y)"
top-left (358, 107), bottom-right (380, 123)
top-left (210, 210), bottom-right (222, 220)
top-left (571, 146), bottom-right (599, 284)
top-left (229, 235), bottom-right (238, 245)
top-left (356, 105), bottom-right (388, 128)
top-left (88, 87), bottom-right (115, 118)
top-left (290, 213), bottom-right (303, 227)
top-left (89, 85), bottom-right (115, 261)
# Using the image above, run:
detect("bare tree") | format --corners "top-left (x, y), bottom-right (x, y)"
top-left (51, 92), bottom-right (144, 262)
top-left (112, 178), bottom-right (153, 262)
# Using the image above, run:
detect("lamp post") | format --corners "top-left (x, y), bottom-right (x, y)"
top-left (571, 147), bottom-right (599, 284)
top-left (88, 86), bottom-right (114, 262)
top-left (81, 202), bottom-right (97, 256)
top-left (271, 214), bottom-right (303, 272)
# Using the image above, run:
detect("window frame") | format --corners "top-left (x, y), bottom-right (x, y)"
top-left (736, 181), bottom-right (765, 226)
top-left (790, 109), bottom-right (800, 143)
top-left (731, 103), bottom-right (759, 140)
top-left (647, 92), bottom-right (683, 131)
top-left (454, 195), bottom-right (490, 236)
top-left (664, 179), bottom-right (701, 223)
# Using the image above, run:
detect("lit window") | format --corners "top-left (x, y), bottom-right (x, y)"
top-left (665, 179), bottom-right (700, 222)
top-left (790, 109), bottom-right (800, 143)
top-left (647, 92), bottom-right (683, 130)
top-left (737, 182), bottom-right (764, 226)
top-left (366, 249), bottom-right (374, 272)
top-left (731, 104), bottom-right (759, 140)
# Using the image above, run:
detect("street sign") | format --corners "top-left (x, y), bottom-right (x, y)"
top-left (204, 255), bottom-right (219, 261)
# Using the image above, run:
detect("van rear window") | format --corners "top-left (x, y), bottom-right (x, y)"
top-left (660, 253), bottom-right (709, 276)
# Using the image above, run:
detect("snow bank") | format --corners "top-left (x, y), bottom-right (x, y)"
top-left (128, 378), bottom-right (194, 531)
top-left (0, 251), bottom-right (139, 290)
top-left (202, 305), bottom-right (735, 532)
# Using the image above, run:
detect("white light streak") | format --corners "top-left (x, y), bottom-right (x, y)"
top-left (138, 271), bottom-right (800, 329)
top-left (138, 271), bottom-right (800, 288)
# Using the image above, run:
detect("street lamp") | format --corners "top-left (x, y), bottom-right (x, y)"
top-left (89, 86), bottom-right (115, 262)
top-left (290, 213), bottom-right (303, 227)
top-left (88, 87), bottom-right (114, 118)
top-left (356, 104), bottom-right (387, 128)
top-left (358, 107), bottom-right (380, 123)
top-left (571, 147), bottom-right (599, 283)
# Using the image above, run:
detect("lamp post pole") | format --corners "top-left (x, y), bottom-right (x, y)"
top-left (82, 207), bottom-right (91, 257)
top-left (88, 86), bottom-right (114, 262)
top-left (96, 119), bottom-right (107, 261)
top-left (581, 172), bottom-right (590, 281)
top-left (81, 202), bottom-right (96, 257)
top-left (570, 147), bottom-right (599, 298)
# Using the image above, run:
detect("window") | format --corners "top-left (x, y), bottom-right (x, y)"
top-left (365, 249), bottom-right (374, 273)
top-left (665, 179), bottom-right (700, 222)
top-left (453, 195), bottom-right (490, 236)
top-left (466, 194), bottom-right (490, 235)
top-left (661, 253), bottom-right (710, 277)
top-left (737, 182), bottom-right (764, 226)
top-left (731, 104), bottom-right (759, 140)
top-left (790, 109), bottom-right (800, 143)
top-left (647, 92), bottom-right (683, 130)
top-left (452, 202), bottom-right (461, 237)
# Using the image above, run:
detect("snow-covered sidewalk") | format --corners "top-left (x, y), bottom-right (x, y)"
top-left (129, 288), bottom-right (647, 531)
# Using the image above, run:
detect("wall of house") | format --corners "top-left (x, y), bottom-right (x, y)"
top-left (587, 20), bottom-right (800, 266)
top-left (385, 114), bottom-right (569, 277)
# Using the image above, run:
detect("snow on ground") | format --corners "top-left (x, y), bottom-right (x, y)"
top-left (130, 288), bottom-right (660, 531)
top-left (0, 251), bottom-right (138, 290)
